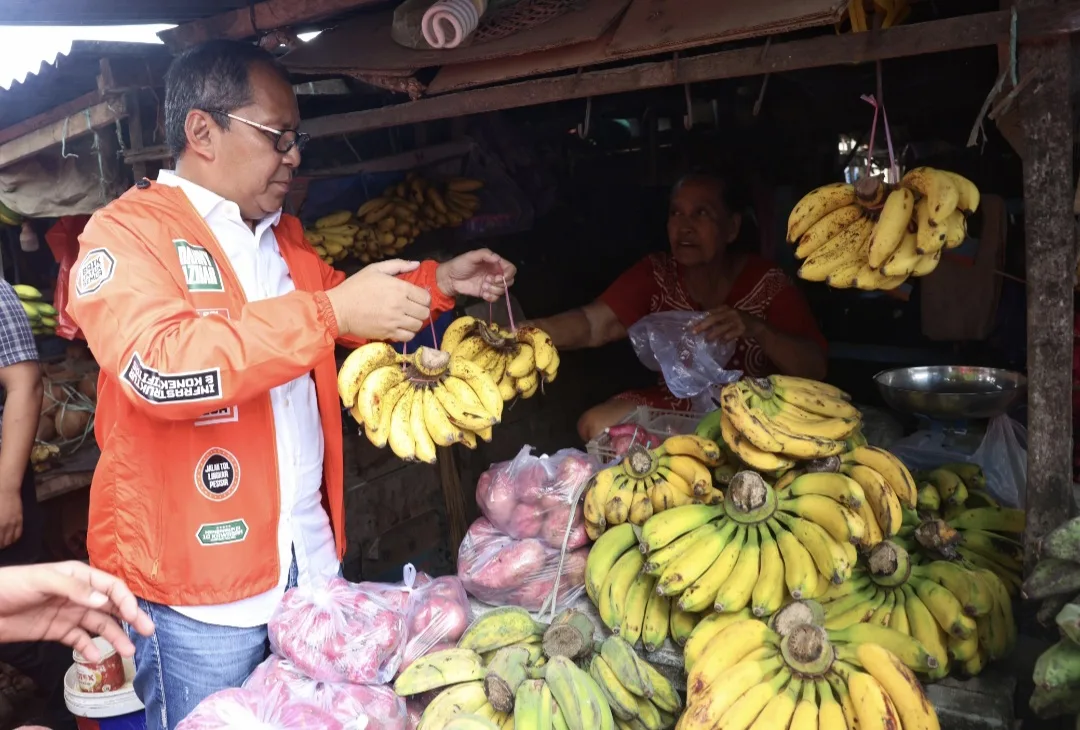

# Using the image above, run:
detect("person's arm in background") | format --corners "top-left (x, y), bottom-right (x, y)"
top-left (525, 257), bottom-right (656, 351)
top-left (0, 281), bottom-right (42, 549)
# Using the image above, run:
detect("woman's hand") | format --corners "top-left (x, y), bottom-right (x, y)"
top-left (692, 305), bottom-right (765, 343)
top-left (0, 561), bottom-right (155, 660)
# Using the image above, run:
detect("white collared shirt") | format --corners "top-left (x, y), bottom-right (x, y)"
top-left (158, 170), bottom-right (339, 627)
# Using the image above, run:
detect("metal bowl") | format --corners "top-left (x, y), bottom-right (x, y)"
top-left (873, 366), bottom-right (1027, 420)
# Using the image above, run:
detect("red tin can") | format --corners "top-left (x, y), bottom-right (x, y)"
top-left (73, 638), bottom-right (125, 693)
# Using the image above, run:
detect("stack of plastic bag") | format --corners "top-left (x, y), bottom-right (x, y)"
top-left (176, 685), bottom-right (341, 730)
top-left (245, 655), bottom-right (409, 730)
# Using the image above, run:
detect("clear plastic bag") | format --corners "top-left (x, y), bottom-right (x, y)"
top-left (457, 517), bottom-right (587, 611)
top-left (176, 686), bottom-right (341, 730)
top-left (627, 311), bottom-right (742, 408)
top-left (268, 577), bottom-right (407, 685)
top-left (245, 655), bottom-right (408, 730)
top-left (475, 445), bottom-right (597, 550)
top-left (887, 415), bottom-right (1027, 508)
top-left (354, 565), bottom-right (433, 613)
top-left (401, 575), bottom-right (472, 670)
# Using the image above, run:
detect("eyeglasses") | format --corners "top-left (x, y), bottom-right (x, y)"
top-left (202, 109), bottom-right (310, 155)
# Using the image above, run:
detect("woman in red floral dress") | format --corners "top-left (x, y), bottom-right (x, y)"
top-left (527, 172), bottom-right (827, 441)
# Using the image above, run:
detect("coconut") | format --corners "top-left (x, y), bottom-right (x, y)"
top-left (41, 378), bottom-right (65, 414)
top-left (77, 372), bottom-right (97, 403)
top-left (55, 408), bottom-right (90, 440)
top-left (35, 414), bottom-right (57, 442)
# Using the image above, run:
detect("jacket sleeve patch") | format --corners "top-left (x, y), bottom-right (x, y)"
top-left (75, 248), bottom-right (117, 297)
top-left (122, 353), bottom-right (222, 404)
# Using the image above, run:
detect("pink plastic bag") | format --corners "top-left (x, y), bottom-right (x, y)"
top-left (475, 446), bottom-right (597, 550)
top-left (457, 518), bottom-right (588, 611)
top-left (354, 566), bottom-right (433, 613)
top-left (177, 686), bottom-right (341, 730)
top-left (245, 655), bottom-right (408, 730)
top-left (401, 575), bottom-right (472, 670)
top-left (268, 578), bottom-right (406, 685)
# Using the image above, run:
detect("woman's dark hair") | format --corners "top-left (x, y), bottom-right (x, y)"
top-left (672, 166), bottom-right (761, 254)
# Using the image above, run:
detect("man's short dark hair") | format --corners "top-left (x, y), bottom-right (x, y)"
top-left (164, 39), bottom-right (291, 158)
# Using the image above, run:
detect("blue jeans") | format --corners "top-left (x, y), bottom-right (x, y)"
top-left (127, 556), bottom-right (301, 730)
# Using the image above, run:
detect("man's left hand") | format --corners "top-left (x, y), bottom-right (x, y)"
top-left (692, 305), bottom-right (765, 343)
top-left (436, 249), bottom-right (517, 302)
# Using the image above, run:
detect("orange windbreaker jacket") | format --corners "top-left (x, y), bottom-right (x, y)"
top-left (67, 181), bottom-right (453, 606)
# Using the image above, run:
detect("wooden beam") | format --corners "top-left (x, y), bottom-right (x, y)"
top-left (0, 97), bottom-right (128, 170)
top-left (0, 91), bottom-right (101, 147)
top-left (1020, 0), bottom-right (1076, 568)
top-left (158, 0), bottom-right (385, 51)
top-left (304, 4), bottom-right (1080, 139)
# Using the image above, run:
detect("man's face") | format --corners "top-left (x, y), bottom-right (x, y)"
top-left (212, 64), bottom-right (301, 222)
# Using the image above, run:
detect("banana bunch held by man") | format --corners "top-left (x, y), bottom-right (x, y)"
top-left (440, 316), bottom-right (559, 401)
top-left (304, 174), bottom-right (484, 267)
top-left (786, 168), bottom-right (979, 290)
top-left (583, 435), bottom-right (724, 539)
top-left (676, 610), bottom-right (941, 730)
top-left (714, 375), bottom-right (862, 472)
top-left (622, 470), bottom-right (863, 626)
top-left (394, 607), bottom-right (680, 730)
top-left (336, 342), bottom-right (503, 463)
top-left (816, 539), bottom-right (1015, 679)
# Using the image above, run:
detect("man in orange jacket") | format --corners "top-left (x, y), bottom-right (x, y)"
top-left (67, 40), bottom-right (516, 729)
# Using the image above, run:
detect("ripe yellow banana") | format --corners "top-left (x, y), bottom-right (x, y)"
top-left (337, 342), bottom-right (402, 408)
top-left (353, 363), bottom-right (407, 428)
top-left (787, 183), bottom-right (857, 243)
top-left (711, 525), bottom-right (760, 613)
top-left (909, 576), bottom-right (975, 639)
top-left (855, 642), bottom-right (941, 730)
top-left (422, 388), bottom-right (465, 447)
top-left (779, 494), bottom-right (865, 545)
top-left (387, 387), bottom-right (418, 461)
top-left (842, 464), bottom-right (901, 537)
top-left (720, 412), bottom-right (795, 472)
top-left (768, 517), bottom-right (819, 599)
top-left (441, 316), bottom-right (479, 354)
top-left (775, 511), bottom-right (850, 584)
top-left (868, 187), bottom-right (915, 268)
top-left (435, 378), bottom-right (496, 431)
top-left (942, 170), bottom-right (980, 215)
top-left (506, 344), bottom-right (535, 379)
top-left (751, 524), bottom-right (786, 617)
top-left (682, 609), bottom-right (753, 672)
top-left (516, 327), bottom-right (556, 371)
top-left (365, 381), bottom-right (410, 448)
top-left (798, 216), bottom-right (873, 282)
top-left (841, 446), bottom-right (917, 507)
top-left (826, 260), bottom-right (864, 289)
top-left (393, 648), bottom-right (485, 695)
top-left (901, 584), bottom-right (951, 679)
top-left (315, 210), bottom-right (352, 228)
top-left (449, 357), bottom-right (503, 423)
top-left (837, 663), bottom-right (902, 730)
top-left (657, 521), bottom-right (734, 596)
top-left (854, 264), bottom-right (907, 291)
top-left (795, 204), bottom-right (864, 259)
top-left (783, 471), bottom-right (864, 510)
top-left (881, 227), bottom-right (920, 277)
top-left (704, 667), bottom-right (790, 730)
top-left (902, 167), bottom-right (959, 225)
top-left (640, 588), bottom-right (671, 652)
top-left (914, 197), bottom-right (946, 255)
top-left (411, 388), bottom-right (438, 464)
top-left (678, 524), bottom-right (745, 612)
top-left (683, 655), bottom-right (783, 727)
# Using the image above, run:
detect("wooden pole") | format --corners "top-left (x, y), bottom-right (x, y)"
top-left (301, 3), bottom-right (1080, 139)
top-left (1019, 0), bottom-right (1076, 568)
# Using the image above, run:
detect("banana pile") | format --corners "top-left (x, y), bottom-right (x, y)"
top-left (305, 175), bottom-right (483, 266)
top-left (14, 284), bottom-right (58, 337)
top-left (1026, 515), bottom-right (1080, 719)
top-left (706, 376), bottom-right (862, 474)
top-left (583, 435), bottom-right (724, 539)
top-left (678, 607), bottom-right (940, 730)
top-left (440, 316), bottom-right (560, 402)
top-left (818, 539), bottom-right (1015, 679)
top-left (395, 607), bottom-right (680, 730)
top-left (30, 442), bottom-right (61, 472)
top-left (787, 167), bottom-right (980, 290)
top-left (336, 342), bottom-right (503, 463)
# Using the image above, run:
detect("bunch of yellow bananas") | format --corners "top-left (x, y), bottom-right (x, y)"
top-left (582, 435), bottom-right (724, 539)
top-left (30, 442), bottom-right (61, 472)
top-left (395, 607), bottom-right (680, 730)
top-left (787, 167), bottom-right (980, 290)
top-left (336, 342), bottom-right (503, 463)
top-left (305, 175), bottom-right (484, 267)
top-left (440, 316), bottom-right (560, 402)
top-left (818, 538), bottom-right (1016, 679)
top-left (14, 284), bottom-right (58, 336)
top-left (678, 609), bottom-right (940, 730)
top-left (709, 376), bottom-right (862, 473)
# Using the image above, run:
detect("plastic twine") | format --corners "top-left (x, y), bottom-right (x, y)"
top-left (861, 93), bottom-right (897, 182)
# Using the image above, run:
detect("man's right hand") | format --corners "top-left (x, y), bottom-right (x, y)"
top-left (0, 490), bottom-right (22, 549)
top-left (325, 259), bottom-right (434, 341)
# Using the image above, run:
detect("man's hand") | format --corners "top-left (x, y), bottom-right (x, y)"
top-left (436, 249), bottom-right (517, 302)
top-left (692, 305), bottom-right (765, 343)
top-left (0, 562), bottom-right (155, 660)
top-left (326, 259), bottom-right (434, 342)
top-left (0, 490), bottom-right (22, 550)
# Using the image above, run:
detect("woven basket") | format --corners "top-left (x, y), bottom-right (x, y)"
top-left (472, 0), bottom-right (585, 44)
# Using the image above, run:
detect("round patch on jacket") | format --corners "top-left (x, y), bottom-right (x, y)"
top-left (194, 447), bottom-right (241, 502)
top-left (75, 248), bottom-right (116, 298)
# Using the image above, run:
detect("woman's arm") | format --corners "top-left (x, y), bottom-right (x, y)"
top-left (748, 320), bottom-right (827, 380)
top-left (527, 300), bottom-right (627, 351)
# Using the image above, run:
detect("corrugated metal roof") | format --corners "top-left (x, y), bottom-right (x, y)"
top-left (2, 0), bottom-right (252, 25)
top-left (0, 41), bottom-right (172, 131)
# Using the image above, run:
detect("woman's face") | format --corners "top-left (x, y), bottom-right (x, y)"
top-left (667, 177), bottom-right (742, 267)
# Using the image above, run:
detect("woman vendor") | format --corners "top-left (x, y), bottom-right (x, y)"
top-left (526, 171), bottom-right (828, 442)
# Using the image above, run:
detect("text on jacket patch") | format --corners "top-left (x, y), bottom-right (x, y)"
top-left (174, 240), bottom-right (224, 292)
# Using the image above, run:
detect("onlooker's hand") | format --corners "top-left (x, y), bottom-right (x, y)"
top-left (0, 490), bottom-right (22, 550)
top-left (691, 305), bottom-right (765, 343)
top-left (326, 259), bottom-right (433, 341)
top-left (0, 562), bottom-right (155, 659)
top-left (436, 249), bottom-right (517, 302)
